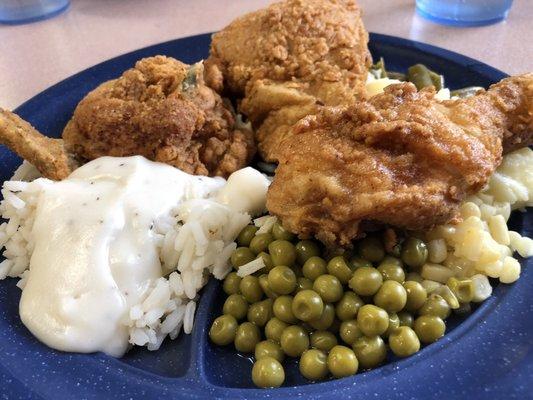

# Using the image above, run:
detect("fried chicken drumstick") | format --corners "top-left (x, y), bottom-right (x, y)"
top-left (206, 0), bottom-right (371, 162)
top-left (0, 109), bottom-right (78, 180)
top-left (267, 74), bottom-right (533, 246)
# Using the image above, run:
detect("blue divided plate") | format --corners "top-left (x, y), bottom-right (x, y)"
top-left (0, 33), bottom-right (531, 399)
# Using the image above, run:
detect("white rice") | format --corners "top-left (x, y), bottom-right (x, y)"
top-left (0, 161), bottom-right (252, 352)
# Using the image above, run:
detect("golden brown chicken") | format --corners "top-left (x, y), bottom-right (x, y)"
top-left (0, 109), bottom-right (78, 180)
top-left (267, 74), bottom-right (533, 246)
top-left (63, 56), bottom-right (255, 177)
top-left (205, 0), bottom-right (371, 162)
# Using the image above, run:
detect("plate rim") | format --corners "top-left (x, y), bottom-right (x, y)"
top-left (1, 32), bottom-right (530, 400)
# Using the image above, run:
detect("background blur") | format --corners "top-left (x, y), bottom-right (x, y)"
top-left (1, 0), bottom-right (532, 109)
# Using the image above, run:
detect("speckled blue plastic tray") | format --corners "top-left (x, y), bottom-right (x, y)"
top-left (0, 33), bottom-right (531, 400)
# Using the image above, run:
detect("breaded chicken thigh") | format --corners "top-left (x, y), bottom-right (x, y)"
top-left (206, 0), bottom-right (371, 162)
top-left (267, 74), bottom-right (533, 246)
top-left (63, 56), bottom-right (255, 177)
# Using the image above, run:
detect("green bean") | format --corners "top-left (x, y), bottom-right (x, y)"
top-left (407, 64), bottom-right (434, 90)
top-left (429, 70), bottom-right (444, 91)
top-left (387, 71), bottom-right (407, 81)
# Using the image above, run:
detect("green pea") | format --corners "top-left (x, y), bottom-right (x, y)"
top-left (223, 272), bottom-right (241, 295)
top-left (397, 311), bottom-right (414, 328)
top-left (273, 295), bottom-right (298, 324)
top-left (352, 336), bottom-right (387, 369)
top-left (327, 256), bottom-right (353, 284)
top-left (290, 264), bottom-right (304, 278)
top-left (257, 252), bottom-right (274, 273)
top-left (268, 240), bottom-right (297, 268)
top-left (401, 238), bottom-right (428, 268)
top-left (239, 275), bottom-right (263, 303)
top-left (349, 267), bottom-right (383, 296)
top-left (249, 233), bottom-right (274, 255)
top-left (292, 290), bottom-right (324, 321)
top-left (327, 345), bottom-right (358, 378)
top-left (339, 320), bottom-right (363, 345)
top-left (357, 304), bottom-right (389, 336)
top-left (419, 294), bottom-right (451, 319)
top-left (302, 256), bottom-right (328, 281)
top-left (231, 247), bottom-right (255, 268)
top-left (403, 281), bottom-right (428, 312)
top-left (300, 349), bottom-right (328, 380)
top-left (237, 225), bottom-right (258, 247)
top-left (295, 240), bottom-right (321, 265)
top-left (406, 272), bottom-right (423, 283)
top-left (280, 325), bottom-right (309, 357)
top-left (272, 221), bottom-right (295, 241)
top-left (247, 299), bottom-right (273, 327)
top-left (258, 274), bottom-right (278, 299)
top-left (349, 256), bottom-right (372, 270)
top-left (357, 237), bottom-right (385, 263)
top-left (295, 277), bottom-right (313, 293)
top-left (252, 357), bottom-right (285, 388)
top-left (383, 313), bottom-right (400, 338)
top-left (255, 340), bottom-right (285, 362)
top-left (335, 292), bottom-right (364, 321)
top-left (268, 265), bottom-right (297, 295)
top-left (389, 326), bottom-right (420, 357)
top-left (265, 317), bottom-right (289, 343)
top-left (234, 322), bottom-right (261, 353)
top-left (373, 280), bottom-right (407, 313)
top-left (414, 315), bottom-right (446, 343)
top-left (209, 315), bottom-right (238, 346)
top-left (377, 257), bottom-right (406, 283)
top-left (222, 294), bottom-right (248, 320)
top-left (310, 330), bottom-right (338, 352)
top-left (313, 274), bottom-right (343, 303)
top-left (308, 303), bottom-right (335, 330)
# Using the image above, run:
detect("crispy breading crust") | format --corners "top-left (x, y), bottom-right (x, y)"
top-left (63, 56), bottom-right (255, 178)
top-left (206, 0), bottom-right (371, 162)
top-left (267, 75), bottom-right (533, 246)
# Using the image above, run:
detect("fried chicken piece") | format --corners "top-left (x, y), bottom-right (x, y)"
top-left (63, 56), bottom-right (255, 177)
top-left (267, 74), bottom-right (533, 246)
top-left (0, 109), bottom-right (78, 180)
top-left (205, 0), bottom-right (371, 162)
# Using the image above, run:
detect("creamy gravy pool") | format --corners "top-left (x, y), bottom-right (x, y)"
top-left (18, 156), bottom-right (268, 356)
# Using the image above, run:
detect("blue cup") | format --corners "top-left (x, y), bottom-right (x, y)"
top-left (416, 0), bottom-right (514, 27)
top-left (0, 0), bottom-right (70, 24)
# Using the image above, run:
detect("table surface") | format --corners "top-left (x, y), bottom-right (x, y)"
top-left (1, 0), bottom-right (532, 110)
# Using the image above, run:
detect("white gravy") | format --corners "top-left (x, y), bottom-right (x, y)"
top-left (18, 156), bottom-right (268, 357)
